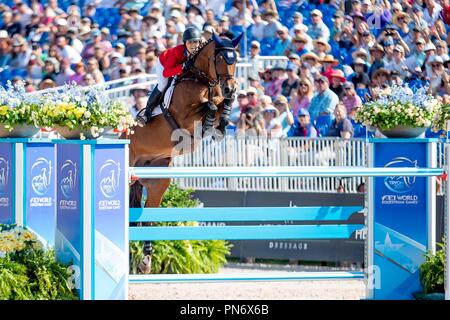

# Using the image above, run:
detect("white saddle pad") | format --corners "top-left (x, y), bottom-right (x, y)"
top-left (151, 80), bottom-right (176, 117)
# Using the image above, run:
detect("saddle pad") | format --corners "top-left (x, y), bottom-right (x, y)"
top-left (150, 80), bottom-right (176, 117)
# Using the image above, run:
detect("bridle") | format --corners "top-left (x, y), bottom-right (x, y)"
top-left (178, 40), bottom-right (237, 99)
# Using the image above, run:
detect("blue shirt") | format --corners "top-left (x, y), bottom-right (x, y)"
top-left (287, 123), bottom-right (318, 137)
top-left (273, 38), bottom-right (292, 56)
top-left (307, 22), bottom-right (330, 41)
top-left (309, 89), bottom-right (339, 121)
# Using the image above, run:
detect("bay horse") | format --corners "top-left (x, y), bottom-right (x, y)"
top-left (128, 34), bottom-right (242, 273)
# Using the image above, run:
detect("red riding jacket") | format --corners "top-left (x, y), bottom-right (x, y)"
top-left (159, 44), bottom-right (188, 78)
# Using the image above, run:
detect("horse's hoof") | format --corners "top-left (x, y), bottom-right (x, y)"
top-left (138, 255), bottom-right (152, 274)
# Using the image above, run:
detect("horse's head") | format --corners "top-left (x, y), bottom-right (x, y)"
top-left (212, 33), bottom-right (243, 99)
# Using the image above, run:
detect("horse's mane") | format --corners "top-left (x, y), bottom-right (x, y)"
top-left (188, 38), bottom-right (214, 62)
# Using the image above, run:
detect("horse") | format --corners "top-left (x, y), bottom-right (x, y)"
top-left (128, 34), bottom-right (242, 273)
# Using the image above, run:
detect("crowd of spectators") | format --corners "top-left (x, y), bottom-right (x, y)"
top-left (1, 0), bottom-right (450, 138)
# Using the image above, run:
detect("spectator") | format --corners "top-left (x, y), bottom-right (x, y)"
top-left (261, 10), bottom-right (282, 40)
top-left (281, 63), bottom-right (299, 98)
top-left (55, 58), bottom-right (75, 86)
top-left (307, 9), bottom-right (330, 41)
top-left (56, 34), bottom-right (82, 64)
top-left (273, 26), bottom-right (291, 56)
top-left (287, 108), bottom-right (318, 137)
top-left (329, 69), bottom-right (347, 98)
top-left (10, 36), bottom-right (31, 69)
top-left (42, 57), bottom-right (59, 82)
top-left (368, 43), bottom-right (385, 79)
top-left (341, 82), bottom-right (362, 115)
top-left (326, 103), bottom-right (354, 139)
top-left (320, 54), bottom-right (340, 83)
top-left (265, 64), bottom-right (287, 99)
top-left (248, 40), bottom-right (263, 76)
top-left (262, 105), bottom-right (282, 137)
top-left (0, 30), bottom-right (11, 68)
top-left (236, 90), bottom-right (250, 113)
top-left (428, 55), bottom-right (450, 96)
top-left (68, 61), bottom-right (85, 85)
top-left (236, 108), bottom-right (265, 137)
top-left (350, 57), bottom-right (370, 88)
top-left (86, 57), bottom-right (104, 84)
top-left (290, 78), bottom-right (313, 116)
top-left (273, 95), bottom-right (294, 130)
top-left (386, 45), bottom-right (409, 79)
top-left (246, 86), bottom-right (259, 108)
top-left (309, 75), bottom-right (339, 121)
top-left (313, 38), bottom-right (331, 59)
top-left (289, 34), bottom-right (310, 57)
top-left (250, 10), bottom-right (267, 42)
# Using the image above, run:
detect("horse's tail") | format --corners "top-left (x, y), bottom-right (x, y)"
top-left (129, 180), bottom-right (143, 208)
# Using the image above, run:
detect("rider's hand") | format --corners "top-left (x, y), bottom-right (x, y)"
top-left (182, 60), bottom-right (192, 72)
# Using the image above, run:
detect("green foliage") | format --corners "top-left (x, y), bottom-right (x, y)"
top-left (419, 241), bottom-right (445, 294)
top-left (130, 183), bottom-right (232, 274)
top-left (0, 224), bottom-right (78, 300)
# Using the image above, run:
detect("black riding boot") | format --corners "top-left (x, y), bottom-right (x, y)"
top-left (202, 102), bottom-right (218, 135)
top-left (142, 87), bottom-right (163, 122)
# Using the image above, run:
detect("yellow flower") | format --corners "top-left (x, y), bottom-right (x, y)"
top-left (0, 105), bottom-right (9, 116)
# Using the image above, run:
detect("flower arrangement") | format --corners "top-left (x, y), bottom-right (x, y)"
top-left (39, 83), bottom-right (137, 139)
top-left (0, 81), bottom-right (41, 133)
top-left (0, 81), bottom-right (137, 139)
top-left (355, 86), bottom-right (441, 131)
top-left (434, 103), bottom-right (450, 133)
top-left (0, 224), bottom-right (78, 300)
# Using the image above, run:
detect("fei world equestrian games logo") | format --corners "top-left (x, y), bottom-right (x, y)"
top-left (0, 157), bottom-right (9, 196)
top-left (98, 160), bottom-right (121, 210)
top-left (0, 157), bottom-right (9, 207)
top-left (381, 157), bottom-right (419, 205)
top-left (31, 158), bottom-right (52, 196)
top-left (30, 157), bottom-right (53, 208)
top-left (59, 160), bottom-right (78, 210)
top-left (384, 157), bottom-right (417, 193)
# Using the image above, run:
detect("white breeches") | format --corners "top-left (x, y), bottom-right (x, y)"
top-left (156, 59), bottom-right (169, 91)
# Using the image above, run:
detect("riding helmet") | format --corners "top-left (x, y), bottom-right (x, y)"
top-left (183, 27), bottom-right (202, 42)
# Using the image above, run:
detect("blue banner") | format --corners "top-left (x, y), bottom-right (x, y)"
top-left (26, 143), bottom-right (56, 246)
top-left (93, 145), bottom-right (127, 300)
top-left (56, 144), bottom-right (82, 294)
top-left (373, 141), bottom-right (429, 299)
top-left (0, 143), bottom-right (13, 224)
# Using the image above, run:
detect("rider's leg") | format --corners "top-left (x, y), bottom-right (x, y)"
top-left (144, 59), bottom-right (167, 119)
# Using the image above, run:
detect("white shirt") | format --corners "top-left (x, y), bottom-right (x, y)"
top-left (423, 4), bottom-right (442, 26)
top-left (60, 45), bottom-right (82, 64)
top-left (251, 21), bottom-right (267, 41)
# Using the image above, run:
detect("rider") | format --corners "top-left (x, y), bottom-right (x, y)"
top-left (143, 27), bottom-right (202, 121)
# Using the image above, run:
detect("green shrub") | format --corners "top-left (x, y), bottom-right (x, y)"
top-left (0, 224), bottom-right (78, 300)
top-left (130, 183), bottom-right (232, 274)
top-left (419, 240), bottom-right (445, 294)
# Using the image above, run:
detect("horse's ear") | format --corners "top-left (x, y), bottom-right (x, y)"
top-left (231, 33), bottom-right (243, 48)
top-left (212, 33), bottom-right (223, 46)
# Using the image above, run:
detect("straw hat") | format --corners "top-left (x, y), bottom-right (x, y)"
top-left (373, 68), bottom-right (391, 78)
top-left (319, 54), bottom-right (339, 66)
top-left (352, 48), bottom-right (369, 61)
top-left (313, 38), bottom-right (331, 53)
top-left (301, 52), bottom-right (320, 64)
top-left (392, 12), bottom-right (409, 26)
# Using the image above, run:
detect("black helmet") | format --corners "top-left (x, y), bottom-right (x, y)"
top-left (183, 27), bottom-right (202, 42)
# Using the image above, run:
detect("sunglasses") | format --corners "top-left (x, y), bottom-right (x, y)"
top-left (431, 63), bottom-right (442, 68)
top-left (315, 79), bottom-right (325, 83)
top-left (247, 92), bottom-right (255, 96)
top-left (300, 83), bottom-right (309, 87)
top-left (238, 95), bottom-right (247, 98)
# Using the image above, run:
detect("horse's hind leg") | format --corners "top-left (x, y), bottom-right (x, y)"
top-left (137, 157), bottom-right (172, 274)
